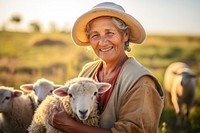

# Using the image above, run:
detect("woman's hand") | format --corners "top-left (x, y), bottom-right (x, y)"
top-left (48, 105), bottom-right (111, 133)
top-left (48, 105), bottom-right (77, 132)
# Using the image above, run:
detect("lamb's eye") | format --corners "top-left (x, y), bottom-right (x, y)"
top-left (69, 94), bottom-right (73, 97)
top-left (94, 92), bottom-right (97, 96)
top-left (50, 90), bottom-right (53, 93)
top-left (5, 97), bottom-right (10, 100)
top-left (2, 97), bottom-right (10, 103)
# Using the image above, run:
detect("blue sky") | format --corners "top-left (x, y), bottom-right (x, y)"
top-left (0, 0), bottom-right (200, 35)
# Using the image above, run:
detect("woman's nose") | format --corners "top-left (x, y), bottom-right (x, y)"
top-left (98, 35), bottom-right (108, 45)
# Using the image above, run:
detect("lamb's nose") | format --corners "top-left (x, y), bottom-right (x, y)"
top-left (79, 110), bottom-right (88, 116)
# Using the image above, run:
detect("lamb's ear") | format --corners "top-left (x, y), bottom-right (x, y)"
top-left (20, 84), bottom-right (33, 92)
top-left (53, 86), bottom-right (68, 97)
top-left (189, 73), bottom-right (197, 78)
top-left (96, 82), bottom-right (111, 94)
top-left (172, 71), bottom-right (181, 75)
top-left (12, 90), bottom-right (24, 98)
top-left (53, 85), bottom-right (63, 90)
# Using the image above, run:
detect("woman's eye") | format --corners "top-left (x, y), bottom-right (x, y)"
top-left (90, 34), bottom-right (98, 39)
top-left (106, 32), bottom-right (114, 35)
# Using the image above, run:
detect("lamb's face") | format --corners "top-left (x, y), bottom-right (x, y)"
top-left (68, 83), bottom-right (98, 120)
top-left (0, 87), bottom-right (23, 113)
top-left (33, 82), bottom-right (55, 104)
top-left (172, 70), bottom-right (197, 87)
top-left (181, 72), bottom-right (196, 87)
top-left (0, 89), bottom-right (12, 113)
top-left (53, 77), bottom-right (111, 121)
top-left (20, 79), bottom-right (62, 104)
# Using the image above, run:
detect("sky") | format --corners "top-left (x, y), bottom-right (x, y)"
top-left (0, 0), bottom-right (200, 35)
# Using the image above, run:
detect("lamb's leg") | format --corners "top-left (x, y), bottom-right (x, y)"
top-left (183, 105), bottom-right (190, 127)
top-left (171, 84), bottom-right (180, 114)
top-left (176, 111), bottom-right (182, 127)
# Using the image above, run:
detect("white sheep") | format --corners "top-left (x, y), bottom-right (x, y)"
top-left (0, 86), bottom-right (35, 133)
top-left (28, 77), bottom-right (111, 133)
top-left (163, 62), bottom-right (197, 126)
top-left (20, 78), bottom-right (62, 106)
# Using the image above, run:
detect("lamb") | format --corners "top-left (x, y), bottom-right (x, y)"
top-left (163, 62), bottom-right (197, 126)
top-left (20, 78), bottom-right (62, 106)
top-left (0, 86), bottom-right (35, 133)
top-left (28, 77), bottom-right (111, 133)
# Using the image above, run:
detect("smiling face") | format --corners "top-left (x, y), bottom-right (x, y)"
top-left (87, 17), bottom-right (129, 63)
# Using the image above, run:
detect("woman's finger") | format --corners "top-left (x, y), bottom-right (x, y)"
top-left (48, 105), bottom-right (58, 126)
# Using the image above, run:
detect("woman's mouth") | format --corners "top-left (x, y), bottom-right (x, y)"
top-left (99, 46), bottom-right (113, 52)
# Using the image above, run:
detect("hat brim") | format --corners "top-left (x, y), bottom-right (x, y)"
top-left (72, 8), bottom-right (146, 46)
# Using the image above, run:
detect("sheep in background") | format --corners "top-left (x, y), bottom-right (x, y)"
top-left (28, 77), bottom-right (111, 133)
top-left (0, 86), bottom-right (35, 133)
top-left (163, 62), bottom-right (197, 126)
top-left (20, 78), bottom-right (62, 106)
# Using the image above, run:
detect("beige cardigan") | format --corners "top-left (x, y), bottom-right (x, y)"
top-left (79, 57), bottom-right (164, 133)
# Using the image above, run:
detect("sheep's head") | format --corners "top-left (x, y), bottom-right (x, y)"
top-left (20, 78), bottom-right (62, 104)
top-left (53, 77), bottom-right (111, 120)
top-left (0, 86), bottom-right (24, 113)
top-left (172, 68), bottom-right (197, 86)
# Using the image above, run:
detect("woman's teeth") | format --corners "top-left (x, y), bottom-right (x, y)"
top-left (100, 47), bottom-right (113, 52)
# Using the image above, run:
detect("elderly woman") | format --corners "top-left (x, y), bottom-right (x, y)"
top-left (48, 2), bottom-right (164, 133)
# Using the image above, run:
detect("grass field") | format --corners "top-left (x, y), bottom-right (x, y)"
top-left (0, 31), bottom-right (200, 132)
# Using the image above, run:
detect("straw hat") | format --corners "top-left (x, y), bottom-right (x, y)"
top-left (72, 2), bottom-right (146, 46)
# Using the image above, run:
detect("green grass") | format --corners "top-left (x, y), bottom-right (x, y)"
top-left (0, 31), bottom-right (200, 132)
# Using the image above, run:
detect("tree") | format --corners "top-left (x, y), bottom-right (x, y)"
top-left (30, 21), bottom-right (41, 32)
top-left (10, 14), bottom-right (22, 31)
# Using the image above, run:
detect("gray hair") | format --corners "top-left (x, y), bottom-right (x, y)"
top-left (112, 17), bottom-right (131, 52)
top-left (86, 17), bottom-right (131, 52)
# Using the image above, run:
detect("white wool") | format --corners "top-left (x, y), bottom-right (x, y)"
top-left (20, 78), bottom-right (62, 106)
top-left (28, 77), bottom-right (111, 133)
top-left (0, 86), bottom-right (35, 133)
top-left (163, 62), bottom-right (197, 126)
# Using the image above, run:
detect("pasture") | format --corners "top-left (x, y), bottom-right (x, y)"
top-left (0, 31), bottom-right (200, 132)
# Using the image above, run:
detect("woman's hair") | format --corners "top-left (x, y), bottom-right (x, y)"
top-left (86, 16), bottom-right (131, 52)
top-left (112, 17), bottom-right (131, 52)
